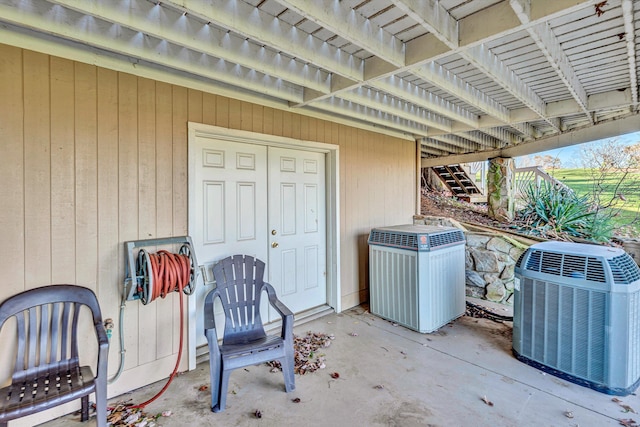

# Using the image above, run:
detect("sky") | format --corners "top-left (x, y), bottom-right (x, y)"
top-left (515, 130), bottom-right (640, 168)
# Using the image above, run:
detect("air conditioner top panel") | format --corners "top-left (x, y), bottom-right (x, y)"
top-left (528, 241), bottom-right (624, 259)
top-left (516, 241), bottom-right (640, 286)
top-left (368, 224), bottom-right (465, 252)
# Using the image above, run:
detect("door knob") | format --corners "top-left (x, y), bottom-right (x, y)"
top-left (272, 242), bottom-right (279, 248)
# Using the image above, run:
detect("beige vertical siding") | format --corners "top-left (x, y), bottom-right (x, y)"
top-left (0, 43), bottom-right (416, 419)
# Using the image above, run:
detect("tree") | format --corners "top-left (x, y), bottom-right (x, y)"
top-left (533, 154), bottom-right (562, 171)
top-left (579, 139), bottom-right (640, 235)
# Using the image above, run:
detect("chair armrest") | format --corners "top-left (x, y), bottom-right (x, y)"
top-left (263, 283), bottom-right (294, 340)
top-left (94, 321), bottom-right (109, 376)
top-left (203, 288), bottom-right (222, 331)
top-left (203, 288), bottom-right (222, 350)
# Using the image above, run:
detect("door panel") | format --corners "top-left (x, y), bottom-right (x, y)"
top-left (268, 147), bottom-right (326, 317)
top-left (192, 137), bottom-right (268, 347)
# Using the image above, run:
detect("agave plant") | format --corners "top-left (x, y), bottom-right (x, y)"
top-left (518, 181), bottom-right (613, 242)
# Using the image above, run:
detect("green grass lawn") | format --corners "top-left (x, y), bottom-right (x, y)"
top-left (549, 168), bottom-right (640, 237)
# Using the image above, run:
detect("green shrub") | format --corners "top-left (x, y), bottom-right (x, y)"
top-left (518, 181), bottom-right (613, 242)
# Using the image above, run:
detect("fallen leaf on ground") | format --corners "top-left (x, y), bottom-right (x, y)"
top-left (330, 372), bottom-right (340, 379)
top-left (481, 396), bottom-right (494, 407)
top-left (349, 332), bottom-right (359, 337)
top-left (613, 398), bottom-right (637, 414)
top-left (373, 384), bottom-right (384, 390)
top-left (291, 398), bottom-right (301, 403)
top-left (254, 410), bottom-right (262, 419)
top-left (619, 418), bottom-right (639, 427)
top-left (198, 385), bottom-right (208, 391)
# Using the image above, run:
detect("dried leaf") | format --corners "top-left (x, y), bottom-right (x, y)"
top-left (349, 332), bottom-right (358, 336)
top-left (254, 410), bottom-right (262, 419)
top-left (595, 1), bottom-right (607, 17)
top-left (619, 418), bottom-right (638, 427)
top-left (291, 398), bottom-right (301, 403)
top-left (614, 398), bottom-right (623, 403)
top-left (481, 396), bottom-right (494, 407)
top-left (198, 385), bottom-right (208, 392)
top-left (622, 405), bottom-right (637, 414)
top-left (373, 384), bottom-right (384, 390)
top-left (330, 372), bottom-right (340, 379)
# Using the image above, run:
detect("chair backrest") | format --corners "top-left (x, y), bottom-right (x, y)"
top-left (211, 255), bottom-right (268, 345)
top-left (0, 285), bottom-right (103, 384)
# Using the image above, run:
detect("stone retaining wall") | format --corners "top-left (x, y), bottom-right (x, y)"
top-left (414, 215), bottom-right (529, 305)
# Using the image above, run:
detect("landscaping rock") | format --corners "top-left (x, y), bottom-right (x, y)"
top-left (466, 270), bottom-right (485, 287)
top-left (486, 281), bottom-right (506, 302)
top-left (470, 248), bottom-right (499, 272)
top-left (466, 234), bottom-right (491, 248)
top-left (487, 237), bottom-right (513, 254)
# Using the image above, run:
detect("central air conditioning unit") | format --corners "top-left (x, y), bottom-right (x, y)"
top-left (368, 224), bottom-right (466, 333)
top-left (513, 241), bottom-right (640, 395)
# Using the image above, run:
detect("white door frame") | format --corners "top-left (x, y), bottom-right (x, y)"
top-left (187, 122), bottom-right (341, 369)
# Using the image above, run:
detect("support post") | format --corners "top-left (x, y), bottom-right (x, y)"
top-left (487, 157), bottom-right (515, 222)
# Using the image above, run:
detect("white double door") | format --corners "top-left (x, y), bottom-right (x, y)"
top-left (191, 136), bottom-right (327, 347)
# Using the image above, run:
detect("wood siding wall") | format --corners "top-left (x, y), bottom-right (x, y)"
top-left (0, 43), bottom-right (416, 422)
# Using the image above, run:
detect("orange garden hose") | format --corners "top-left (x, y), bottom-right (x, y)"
top-left (130, 250), bottom-right (191, 410)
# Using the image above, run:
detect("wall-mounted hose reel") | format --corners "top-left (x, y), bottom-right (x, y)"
top-left (115, 235), bottom-right (201, 407)
top-left (124, 236), bottom-right (200, 304)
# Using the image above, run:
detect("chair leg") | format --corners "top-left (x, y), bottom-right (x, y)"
top-left (215, 369), bottom-right (232, 412)
top-left (280, 355), bottom-right (296, 392)
top-left (80, 395), bottom-right (89, 422)
top-left (95, 377), bottom-right (108, 427)
top-left (209, 355), bottom-right (222, 412)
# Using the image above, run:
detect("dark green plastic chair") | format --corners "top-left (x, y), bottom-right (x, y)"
top-left (204, 255), bottom-right (295, 412)
top-left (0, 285), bottom-right (108, 427)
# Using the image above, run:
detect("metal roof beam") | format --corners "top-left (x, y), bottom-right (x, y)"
top-left (390, 0), bottom-right (458, 48)
top-left (159, 0), bottom-right (364, 82)
top-left (395, 0), bottom-right (561, 133)
top-left (372, 76), bottom-right (479, 128)
top-left (622, 0), bottom-right (639, 107)
top-left (412, 62), bottom-right (511, 124)
top-left (422, 138), bottom-right (473, 154)
top-left (452, 131), bottom-right (500, 149)
top-left (2, 0), bottom-right (303, 102)
top-left (338, 88), bottom-right (452, 132)
top-left (46, 0), bottom-right (332, 94)
top-left (274, 0), bottom-right (404, 67)
top-left (312, 98), bottom-right (429, 138)
top-left (510, 0), bottom-right (593, 124)
top-left (428, 135), bottom-right (482, 151)
top-left (462, 44), bottom-right (560, 132)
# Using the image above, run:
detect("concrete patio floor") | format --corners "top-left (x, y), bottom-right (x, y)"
top-left (41, 301), bottom-right (638, 427)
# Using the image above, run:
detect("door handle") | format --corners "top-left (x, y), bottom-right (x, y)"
top-left (271, 242), bottom-right (279, 248)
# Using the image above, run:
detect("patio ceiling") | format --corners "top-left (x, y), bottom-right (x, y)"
top-left (1, 0), bottom-right (639, 162)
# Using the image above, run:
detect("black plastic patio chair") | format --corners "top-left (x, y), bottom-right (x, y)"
top-left (0, 285), bottom-right (109, 427)
top-left (204, 255), bottom-right (295, 412)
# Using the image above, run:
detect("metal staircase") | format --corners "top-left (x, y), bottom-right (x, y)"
top-left (431, 164), bottom-right (482, 201)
